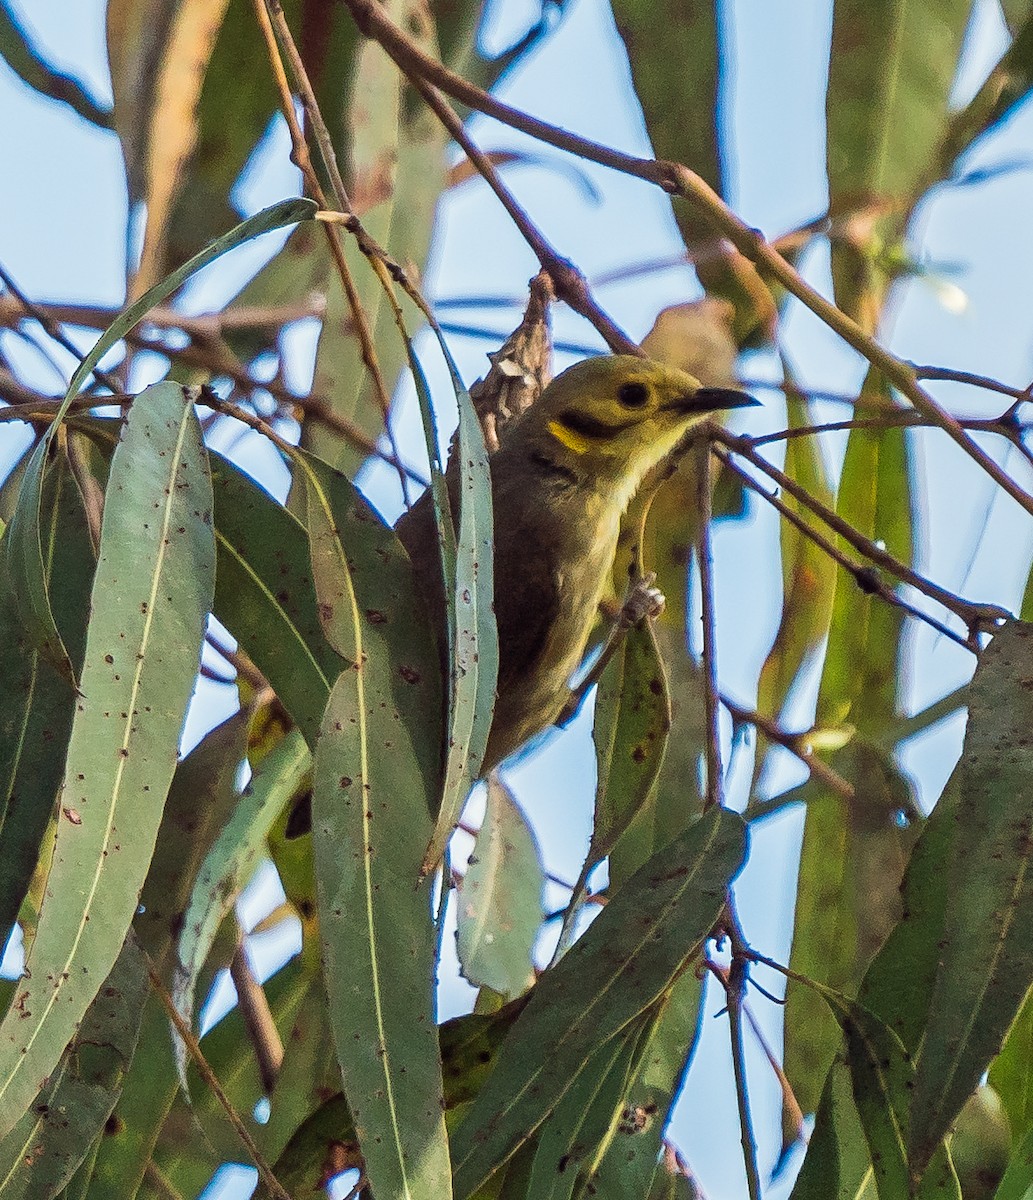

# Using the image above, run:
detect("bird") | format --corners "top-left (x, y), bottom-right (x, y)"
top-left (395, 353), bottom-right (758, 773)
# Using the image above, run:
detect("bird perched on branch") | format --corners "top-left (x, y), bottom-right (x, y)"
top-left (396, 353), bottom-right (757, 772)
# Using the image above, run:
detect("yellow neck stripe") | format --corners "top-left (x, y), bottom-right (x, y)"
top-left (547, 418), bottom-right (590, 455)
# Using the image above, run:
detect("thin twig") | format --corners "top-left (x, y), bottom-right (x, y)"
top-left (715, 435), bottom-right (1007, 636)
top-left (254, 0), bottom-right (412, 502)
top-left (336, 0), bottom-right (1033, 518)
top-left (720, 692), bottom-right (855, 800)
top-left (714, 447), bottom-right (978, 651)
top-left (230, 926), bottom-right (285, 1094)
top-left (405, 73), bottom-right (639, 355)
top-left (720, 932), bottom-right (762, 1199)
top-left (0, 295), bottom-right (324, 339)
top-left (695, 444), bottom-right (723, 812)
top-left (145, 958), bottom-right (292, 1200)
top-left (707, 959), bottom-right (806, 1146)
top-left (0, 263), bottom-right (122, 392)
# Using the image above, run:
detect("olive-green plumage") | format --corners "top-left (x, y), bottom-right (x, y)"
top-left (396, 354), bottom-right (756, 772)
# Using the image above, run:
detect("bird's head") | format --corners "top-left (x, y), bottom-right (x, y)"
top-left (505, 354), bottom-right (758, 498)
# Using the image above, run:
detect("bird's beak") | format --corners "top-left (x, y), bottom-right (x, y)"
top-left (673, 387), bottom-right (760, 414)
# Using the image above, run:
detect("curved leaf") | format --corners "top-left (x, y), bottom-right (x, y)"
top-left (173, 728), bottom-right (310, 1071)
top-left (313, 659), bottom-right (452, 1200)
top-left (456, 775), bottom-right (543, 1000)
top-left (210, 454), bottom-right (340, 744)
top-left (909, 621), bottom-right (1033, 1175)
top-left (304, 454), bottom-right (450, 1199)
top-left (0, 382), bottom-right (214, 1141)
top-left (0, 937), bottom-right (148, 1200)
top-left (450, 807), bottom-right (747, 1197)
top-left (0, 453), bottom-right (93, 948)
top-left (1, 199), bottom-right (316, 684)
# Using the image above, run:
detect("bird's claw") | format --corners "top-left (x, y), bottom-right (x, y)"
top-left (620, 572), bottom-right (666, 626)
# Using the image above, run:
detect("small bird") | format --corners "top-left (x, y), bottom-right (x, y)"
top-left (396, 354), bottom-right (757, 772)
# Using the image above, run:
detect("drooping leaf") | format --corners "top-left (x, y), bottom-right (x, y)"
top-left (405, 339), bottom-right (498, 873)
top-left (1, 199), bottom-right (316, 686)
top-left (791, 1062), bottom-right (877, 1200)
top-left (590, 619), bottom-right (672, 869)
top-left (909, 621), bottom-right (1033, 1176)
top-left (107, 0), bottom-right (233, 292)
top-left (145, 960), bottom-right (311, 1199)
top-left (0, 451), bottom-right (93, 949)
top-left (0, 937), bottom-right (148, 1200)
top-left (785, 377), bottom-right (915, 1117)
top-left (526, 1015), bottom-right (652, 1200)
top-left (450, 807), bottom-right (747, 1197)
top-left (305, 445), bottom-right (451, 1199)
top-left (312, 653), bottom-right (452, 1199)
top-left (752, 379), bottom-right (837, 787)
top-left (988, 982), bottom-right (1033, 1143)
top-left (173, 728), bottom-right (310, 1073)
top-left (0, 382), bottom-right (214, 1142)
top-left (456, 774), bottom-right (543, 1000)
top-left (300, 0), bottom-right (447, 478)
top-left (825, 0), bottom-right (971, 324)
top-left (927, 11), bottom-right (1033, 196)
top-left (210, 453), bottom-right (340, 745)
top-left (589, 970), bottom-right (705, 1198)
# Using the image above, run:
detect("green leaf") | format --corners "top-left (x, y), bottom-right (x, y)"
top-left (791, 1062), bottom-right (877, 1200)
top-left (407, 338), bottom-right (498, 873)
top-left (450, 807), bottom-right (747, 1198)
top-left (0, 382), bottom-right (214, 1142)
top-left (173, 728), bottom-right (310, 1074)
top-left (300, 0), bottom-right (447, 477)
top-left (169, 0), bottom-right (357, 269)
top-left (591, 619), bottom-right (672, 868)
top-left (610, 0), bottom-right (727, 286)
top-left (825, 0), bottom-right (970, 323)
top-left (994, 1120), bottom-right (1033, 1200)
top-left (0, 453), bottom-right (93, 947)
top-left (786, 383), bottom-right (915, 1116)
top-left (589, 970), bottom-right (705, 1198)
top-left (210, 454), bottom-right (340, 745)
top-left (930, 12), bottom-right (1033, 190)
top-left (753, 382), bottom-right (837, 786)
top-left (1, 199), bottom-right (316, 683)
top-left (456, 775), bottom-right (544, 1000)
top-left (308, 450), bottom-right (451, 1200)
top-left (147, 961), bottom-right (311, 1198)
top-left (910, 621), bottom-right (1033, 1176)
top-left (0, 936), bottom-right (148, 1200)
top-left (526, 1015), bottom-right (652, 1200)
top-left (804, 986), bottom-right (961, 1200)
top-left (107, 0), bottom-right (234, 290)
top-left (989, 983), bottom-right (1033, 1143)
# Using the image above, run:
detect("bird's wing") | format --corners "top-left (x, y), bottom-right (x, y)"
top-left (492, 515), bottom-right (562, 693)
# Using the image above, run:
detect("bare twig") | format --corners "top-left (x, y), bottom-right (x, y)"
top-left (146, 957), bottom-right (292, 1200)
top-left (714, 447), bottom-right (978, 650)
top-left (720, 692), bottom-right (855, 800)
top-left (707, 959), bottom-right (806, 1147)
top-left (253, 0), bottom-right (411, 501)
top-left (0, 262), bottom-right (121, 392)
top-left (230, 928), bottom-right (284, 1094)
top-left (405, 74), bottom-right (639, 356)
top-left (336, 0), bottom-right (1033, 517)
top-left (695, 444), bottom-right (723, 812)
top-left (714, 436), bottom-right (1007, 638)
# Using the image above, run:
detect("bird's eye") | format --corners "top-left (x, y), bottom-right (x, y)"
top-left (617, 381), bottom-right (650, 408)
